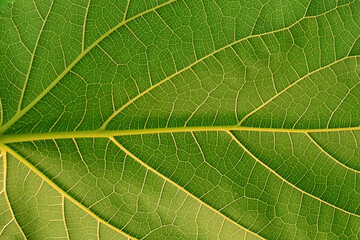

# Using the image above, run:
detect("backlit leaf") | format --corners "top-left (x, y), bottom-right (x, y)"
top-left (1, 0), bottom-right (360, 239)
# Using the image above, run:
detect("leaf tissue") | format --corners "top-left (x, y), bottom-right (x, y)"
top-left (1, 0), bottom-right (360, 239)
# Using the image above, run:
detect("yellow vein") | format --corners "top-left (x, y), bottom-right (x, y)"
top-left (4, 146), bottom-right (137, 240)
top-left (227, 131), bottom-right (360, 218)
top-left (82, 0), bottom-right (92, 52)
top-left (32, 0), bottom-right (44, 21)
top-left (110, 137), bottom-right (266, 240)
top-left (97, 221), bottom-right (100, 240)
top-left (17, 0), bottom-right (54, 112)
top-left (306, 133), bottom-right (360, 174)
top-left (0, 219), bottom-right (13, 236)
top-left (2, 151), bottom-right (28, 239)
top-left (2, 125), bottom-right (360, 144)
top-left (0, 0), bottom-right (177, 136)
top-left (238, 55), bottom-right (358, 125)
top-left (62, 196), bottom-right (70, 239)
top-left (123, 0), bottom-right (131, 22)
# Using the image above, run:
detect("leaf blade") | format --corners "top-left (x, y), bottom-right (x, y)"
top-left (1, 0), bottom-right (360, 239)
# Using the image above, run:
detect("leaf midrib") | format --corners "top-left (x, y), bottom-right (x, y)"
top-left (1, 125), bottom-right (360, 144)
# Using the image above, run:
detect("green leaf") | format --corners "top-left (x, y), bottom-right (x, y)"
top-left (1, 0), bottom-right (360, 239)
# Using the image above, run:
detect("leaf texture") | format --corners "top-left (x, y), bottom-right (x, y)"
top-left (1, 0), bottom-right (360, 239)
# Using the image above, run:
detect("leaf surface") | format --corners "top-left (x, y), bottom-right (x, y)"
top-left (1, 0), bottom-right (360, 239)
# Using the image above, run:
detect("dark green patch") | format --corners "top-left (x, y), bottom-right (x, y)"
top-left (0, 0), bottom-right (12, 11)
